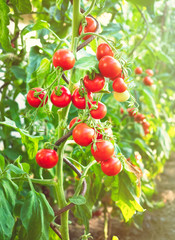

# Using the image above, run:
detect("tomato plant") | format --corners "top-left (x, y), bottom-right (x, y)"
top-left (89, 101), bottom-right (107, 119)
top-left (27, 88), bottom-right (48, 108)
top-left (72, 88), bottom-right (93, 109)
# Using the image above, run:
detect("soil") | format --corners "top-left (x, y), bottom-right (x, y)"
top-left (70, 153), bottom-right (175, 240)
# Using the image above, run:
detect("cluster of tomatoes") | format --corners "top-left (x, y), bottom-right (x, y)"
top-left (71, 122), bottom-right (122, 176)
top-left (135, 66), bottom-right (154, 86)
top-left (127, 108), bottom-right (150, 135)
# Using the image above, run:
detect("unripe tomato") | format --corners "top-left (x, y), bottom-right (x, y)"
top-left (113, 90), bottom-right (130, 102)
top-left (127, 108), bottom-right (136, 117)
top-left (73, 123), bottom-right (95, 146)
top-left (83, 74), bottom-right (105, 93)
top-left (79, 17), bottom-right (97, 40)
top-left (99, 56), bottom-right (122, 79)
top-left (101, 157), bottom-right (122, 176)
top-left (27, 88), bottom-right (48, 108)
top-left (112, 77), bottom-right (127, 93)
top-left (89, 101), bottom-right (107, 119)
top-left (53, 49), bottom-right (75, 70)
top-left (50, 86), bottom-right (71, 108)
top-left (96, 43), bottom-right (114, 61)
top-left (143, 76), bottom-right (153, 86)
top-left (69, 117), bottom-right (81, 129)
top-left (135, 67), bottom-right (142, 74)
top-left (145, 69), bottom-right (154, 76)
top-left (72, 88), bottom-right (93, 109)
top-left (36, 149), bottom-right (59, 168)
top-left (91, 140), bottom-right (114, 162)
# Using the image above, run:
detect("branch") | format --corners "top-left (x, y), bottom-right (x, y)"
top-left (50, 222), bottom-right (62, 239)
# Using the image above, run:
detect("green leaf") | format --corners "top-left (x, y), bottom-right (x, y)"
top-left (156, 127), bottom-right (171, 159)
top-left (0, 0), bottom-right (13, 51)
top-left (20, 191), bottom-right (54, 240)
top-left (111, 171), bottom-right (144, 222)
top-left (10, 0), bottom-right (32, 14)
top-left (0, 117), bottom-right (43, 159)
top-left (32, 20), bottom-right (50, 31)
top-left (72, 55), bottom-right (99, 83)
top-left (134, 138), bottom-right (155, 161)
top-left (141, 88), bottom-right (159, 118)
top-left (156, 50), bottom-right (174, 65)
top-left (0, 177), bottom-right (18, 240)
top-left (75, 204), bottom-right (92, 232)
top-left (6, 164), bottom-right (25, 175)
top-left (96, 0), bottom-right (106, 8)
top-left (126, 0), bottom-right (155, 7)
top-left (69, 195), bottom-right (86, 205)
top-left (0, 154), bottom-right (5, 171)
top-left (10, 66), bottom-right (26, 81)
top-left (37, 58), bottom-right (51, 86)
top-left (89, 38), bottom-right (98, 53)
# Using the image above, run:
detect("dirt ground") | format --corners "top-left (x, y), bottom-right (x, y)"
top-left (70, 153), bottom-right (175, 240)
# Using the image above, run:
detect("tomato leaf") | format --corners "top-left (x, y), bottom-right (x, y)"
top-left (20, 191), bottom-right (54, 240)
top-left (0, 154), bottom-right (5, 171)
top-left (111, 170), bottom-right (144, 222)
top-left (0, 177), bottom-right (18, 240)
top-left (72, 55), bottom-right (99, 83)
top-left (10, 0), bottom-right (31, 13)
top-left (69, 195), bottom-right (86, 205)
top-left (0, 0), bottom-right (13, 51)
top-left (74, 204), bottom-right (92, 233)
top-left (37, 58), bottom-right (51, 86)
top-left (0, 117), bottom-right (43, 159)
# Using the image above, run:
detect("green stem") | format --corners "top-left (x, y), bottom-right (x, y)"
top-left (83, 0), bottom-right (96, 17)
top-left (74, 160), bottom-right (96, 196)
top-left (12, 177), bottom-right (56, 186)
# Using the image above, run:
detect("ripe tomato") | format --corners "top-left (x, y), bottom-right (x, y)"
top-left (69, 117), bottom-right (81, 129)
top-left (135, 67), bottom-right (142, 74)
top-left (101, 157), bottom-right (122, 176)
top-left (112, 77), bottom-right (127, 93)
top-left (72, 88), bottom-right (93, 109)
top-left (134, 113), bottom-right (145, 123)
top-left (36, 149), bottom-right (59, 169)
top-left (142, 120), bottom-right (150, 129)
top-left (91, 140), bottom-right (114, 162)
top-left (83, 74), bottom-right (105, 93)
top-left (120, 107), bottom-right (124, 114)
top-left (96, 43), bottom-right (114, 61)
top-left (89, 101), bottom-right (107, 119)
top-left (143, 76), bottom-right (153, 86)
top-left (145, 69), bottom-right (154, 76)
top-left (50, 86), bottom-right (71, 108)
top-left (99, 56), bottom-right (121, 79)
top-left (127, 108), bottom-right (136, 117)
top-left (53, 49), bottom-right (75, 70)
top-left (27, 87), bottom-right (48, 108)
top-left (144, 128), bottom-right (150, 135)
top-left (79, 17), bottom-right (97, 40)
top-left (115, 71), bottom-right (125, 80)
top-left (113, 90), bottom-right (130, 102)
top-left (73, 123), bottom-right (95, 146)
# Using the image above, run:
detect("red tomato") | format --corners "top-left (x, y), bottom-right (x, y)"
top-left (127, 108), bottom-right (136, 117)
top-left (134, 113), bottom-right (145, 123)
top-left (114, 71), bottom-right (125, 80)
top-left (36, 149), bottom-right (58, 168)
top-left (99, 56), bottom-right (122, 79)
top-left (79, 17), bottom-right (97, 40)
top-left (91, 140), bottom-right (114, 162)
top-left (112, 77), bottom-right (127, 93)
top-left (83, 74), bottom-right (105, 93)
top-left (143, 76), bottom-right (153, 86)
top-left (27, 87), bottom-right (48, 108)
top-left (72, 88), bottom-right (93, 109)
top-left (120, 107), bottom-right (124, 114)
top-left (89, 101), bottom-right (107, 119)
top-left (50, 86), bottom-right (71, 108)
top-left (145, 69), bottom-right (154, 76)
top-left (135, 67), bottom-right (142, 74)
top-left (144, 128), bottom-right (150, 135)
top-left (53, 49), bottom-right (75, 70)
top-left (69, 117), bottom-right (81, 129)
top-left (101, 157), bottom-right (122, 176)
top-left (142, 120), bottom-right (150, 130)
top-left (96, 43), bottom-right (114, 61)
top-left (73, 123), bottom-right (95, 146)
